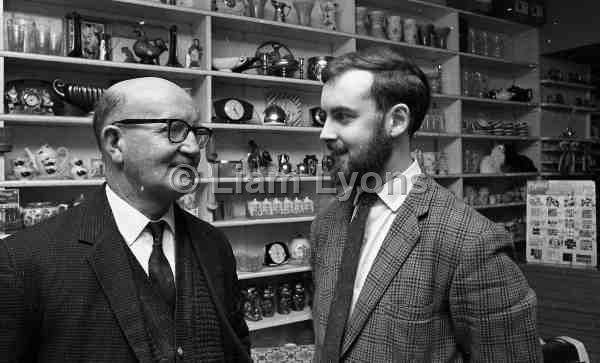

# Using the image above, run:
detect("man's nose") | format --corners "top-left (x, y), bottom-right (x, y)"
top-left (179, 131), bottom-right (201, 160)
top-left (319, 118), bottom-right (337, 141)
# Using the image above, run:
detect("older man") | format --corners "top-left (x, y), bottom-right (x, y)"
top-left (311, 47), bottom-right (542, 362)
top-left (0, 77), bottom-right (251, 362)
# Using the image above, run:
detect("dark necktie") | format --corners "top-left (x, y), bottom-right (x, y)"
top-left (323, 191), bottom-right (378, 362)
top-left (148, 221), bottom-right (176, 310)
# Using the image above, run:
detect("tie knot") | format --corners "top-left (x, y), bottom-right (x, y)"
top-left (148, 220), bottom-right (166, 246)
top-left (357, 191), bottom-right (378, 207)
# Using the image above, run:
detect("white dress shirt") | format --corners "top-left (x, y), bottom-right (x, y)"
top-left (349, 160), bottom-right (422, 316)
top-left (105, 185), bottom-right (176, 277)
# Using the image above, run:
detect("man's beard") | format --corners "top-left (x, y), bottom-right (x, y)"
top-left (327, 122), bottom-right (394, 188)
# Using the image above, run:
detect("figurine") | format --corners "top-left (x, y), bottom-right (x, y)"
top-left (271, 0), bottom-right (291, 22)
top-left (247, 140), bottom-right (262, 175)
top-left (132, 27), bottom-right (167, 65)
top-left (186, 38), bottom-right (203, 68)
top-left (304, 154), bottom-right (318, 176)
top-left (166, 25), bottom-right (182, 67)
top-left (319, 1), bottom-right (339, 31)
top-left (278, 283), bottom-right (292, 314)
top-left (292, 282), bottom-right (306, 311)
top-left (69, 158), bottom-right (89, 180)
top-left (99, 34), bottom-right (112, 61)
top-left (67, 12), bottom-right (84, 58)
top-left (479, 144), bottom-right (505, 174)
top-left (5, 85), bottom-right (19, 113)
top-left (261, 285), bottom-right (276, 317)
top-left (12, 157), bottom-right (36, 180)
top-left (278, 153), bottom-right (292, 174)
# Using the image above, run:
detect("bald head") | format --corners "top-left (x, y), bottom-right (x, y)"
top-left (92, 77), bottom-right (197, 149)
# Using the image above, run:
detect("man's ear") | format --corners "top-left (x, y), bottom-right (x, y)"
top-left (101, 125), bottom-right (125, 164)
top-left (385, 103), bottom-right (410, 137)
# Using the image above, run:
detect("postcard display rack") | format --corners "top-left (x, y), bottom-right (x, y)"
top-left (526, 180), bottom-right (597, 268)
top-left (1, 0), bottom-right (594, 349)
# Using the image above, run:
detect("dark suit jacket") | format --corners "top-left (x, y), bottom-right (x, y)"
top-left (311, 176), bottom-right (543, 362)
top-left (0, 187), bottom-right (251, 363)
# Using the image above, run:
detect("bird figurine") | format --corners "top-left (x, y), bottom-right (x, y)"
top-left (132, 28), bottom-right (167, 65)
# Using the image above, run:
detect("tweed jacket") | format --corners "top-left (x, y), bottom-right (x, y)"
top-left (0, 187), bottom-right (251, 363)
top-left (311, 175), bottom-right (542, 362)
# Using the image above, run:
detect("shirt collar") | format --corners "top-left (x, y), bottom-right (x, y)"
top-left (353, 160), bottom-right (422, 213)
top-left (105, 185), bottom-right (176, 246)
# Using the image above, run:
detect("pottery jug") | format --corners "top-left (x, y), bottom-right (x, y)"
top-left (368, 10), bottom-right (387, 39)
top-left (293, 0), bottom-right (315, 26)
top-left (25, 144), bottom-right (70, 178)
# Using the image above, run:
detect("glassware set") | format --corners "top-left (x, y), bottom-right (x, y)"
top-left (467, 27), bottom-right (506, 58)
top-left (4, 13), bottom-right (63, 56)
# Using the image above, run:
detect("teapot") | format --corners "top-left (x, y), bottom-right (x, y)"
top-left (24, 144), bottom-right (70, 179)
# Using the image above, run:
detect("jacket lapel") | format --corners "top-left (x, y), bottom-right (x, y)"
top-left (82, 188), bottom-right (153, 363)
top-left (340, 176), bottom-right (434, 356)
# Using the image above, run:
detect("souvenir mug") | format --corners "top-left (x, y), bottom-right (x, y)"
top-left (403, 18), bottom-right (418, 44)
top-left (293, 0), bottom-right (315, 26)
top-left (386, 15), bottom-right (403, 42)
top-left (368, 10), bottom-right (386, 39)
top-left (355, 6), bottom-right (369, 35)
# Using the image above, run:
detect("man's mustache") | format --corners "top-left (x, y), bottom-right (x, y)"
top-left (325, 141), bottom-right (348, 156)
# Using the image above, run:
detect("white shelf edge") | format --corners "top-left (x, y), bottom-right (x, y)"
top-left (1, 114), bottom-right (92, 125)
top-left (461, 172), bottom-right (539, 178)
top-left (0, 51), bottom-right (209, 77)
top-left (238, 265), bottom-right (311, 280)
top-left (0, 179), bottom-right (105, 187)
top-left (209, 70), bottom-right (323, 87)
top-left (540, 103), bottom-right (598, 113)
top-left (354, 34), bottom-right (458, 57)
top-left (210, 176), bottom-right (330, 183)
top-left (459, 52), bottom-right (538, 67)
top-left (205, 123), bottom-right (322, 133)
top-left (212, 216), bottom-right (315, 227)
top-left (460, 95), bottom-right (539, 107)
top-left (473, 202), bottom-right (526, 210)
top-left (461, 133), bottom-right (537, 141)
top-left (414, 131), bottom-right (460, 138)
top-left (540, 79), bottom-right (595, 90)
top-left (246, 307), bottom-right (312, 331)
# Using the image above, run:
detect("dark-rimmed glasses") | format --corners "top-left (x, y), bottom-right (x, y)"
top-left (112, 118), bottom-right (212, 148)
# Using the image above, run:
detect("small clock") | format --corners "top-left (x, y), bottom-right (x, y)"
top-left (213, 98), bottom-right (254, 123)
top-left (264, 241), bottom-right (290, 266)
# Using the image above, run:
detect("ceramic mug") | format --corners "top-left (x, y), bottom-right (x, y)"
top-left (403, 18), bottom-right (418, 44)
top-left (386, 15), bottom-right (403, 42)
top-left (368, 10), bottom-right (387, 39)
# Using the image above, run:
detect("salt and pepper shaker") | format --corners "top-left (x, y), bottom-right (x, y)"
top-left (298, 57), bottom-right (304, 79)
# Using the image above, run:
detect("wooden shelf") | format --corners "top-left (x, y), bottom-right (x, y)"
top-left (540, 79), bottom-right (595, 90)
top-left (238, 265), bottom-right (311, 280)
top-left (540, 103), bottom-right (598, 112)
top-left (461, 133), bottom-right (537, 141)
top-left (460, 95), bottom-right (538, 107)
top-left (0, 114), bottom-right (92, 126)
top-left (355, 36), bottom-right (457, 62)
top-left (0, 51), bottom-right (208, 80)
top-left (461, 172), bottom-right (539, 178)
top-left (459, 52), bottom-right (538, 71)
top-left (246, 307), bottom-right (312, 331)
top-left (360, 0), bottom-right (454, 19)
top-left (473, 202), bottom-right (526, 210)
top-left (212, 176), bottom-right (330, 183)
top-left (206, 122), bottom-right (322, 133)
top-left (0, 179), bottom-right (105, 188)
top-left (212, 216), bottom-right (314, 228)
top-left (210, 71), bottom-right (323, 90)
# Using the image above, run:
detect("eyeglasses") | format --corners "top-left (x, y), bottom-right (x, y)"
top-left (112, 118), bottom-right (212, 148)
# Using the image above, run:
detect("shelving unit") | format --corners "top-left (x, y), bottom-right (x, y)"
top-left (0, 0), bottom-right (568, 343)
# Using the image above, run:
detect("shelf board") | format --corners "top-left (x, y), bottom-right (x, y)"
top-left (459, 52), bottom-right (537, 71)
top-left (540, 79), bottom-right (596, 91)
top-left (246, 307), bottom-right (312, 331)
top-left (414, 131), bottom-right (460, 138)
top-left (540, 103), bottom-right (598, 113)
top-left (458, 10), bottom-right (535, 35)
top-left (212, 216), bottom-right (314, 227)
top-left (360, 0), bottom-right (455, 19)
top-left (205, 122), bottom-right (322, 133)
top-left (539, 137), bottom-right (600, 144)
top-left (210, 71), bottom-right (323, 90)
top-left (461, 172), bottom-right (539, 178)
top-left (0, 179), bottom-right (105, 188)
top-left (211, 176), bottom-right (330, 183)
top-left (210, 11), bottom-right (354, 44)
top-left (473, 202), bottom-right (526, 210)
top-left (460, 96), bottom-right (538, 107)
top-left (0, 114), bottom-right (92, 126)
top-left (432, 93), bottom-right (461, 102)
top-left (461, 133), bottom-right (537, 141)
top-left (431, 173), bottom-right (462, 179)
top-left (355, 36), bottom-right (457, 62)
top-left (238, 265), bottom-right (311, 280)
top-left (0, 51), bottom-right (209, 80)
